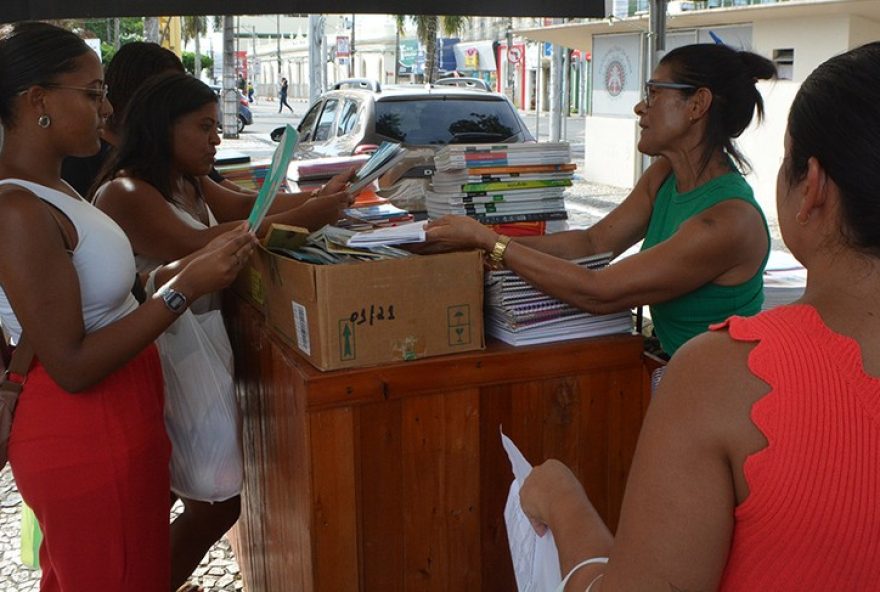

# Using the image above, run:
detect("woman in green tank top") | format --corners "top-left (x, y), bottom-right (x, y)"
top-left (425, 43), bottom-right (775, 357)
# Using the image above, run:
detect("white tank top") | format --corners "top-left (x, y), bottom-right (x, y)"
top-left (0, 179), bottom-right (138, 345)
top-left (132, 195), bottom-right (220, 316)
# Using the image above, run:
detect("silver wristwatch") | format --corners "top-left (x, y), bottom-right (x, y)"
top-left (158, 286), bottom-right (188, 314)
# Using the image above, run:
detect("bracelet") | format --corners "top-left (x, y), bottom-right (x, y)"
top-left (555, 556), bottom-right (608, 592)
top-left (486, 234), bottom-right (511, 270)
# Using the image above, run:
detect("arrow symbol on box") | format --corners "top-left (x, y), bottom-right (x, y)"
top-left (343, 324), bottom-right (353, 357)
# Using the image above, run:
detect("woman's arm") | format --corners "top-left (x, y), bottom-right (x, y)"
top-left (95, 177), bottom-right (352, 261)
top-left (425, 163), bottom-right (765, 315)
top-left (0, 188), bottom-right (254, 392)
top-left (513, 158), bottom-right (673, 260)
top-left (202, 167), bottom-right (357, 223)
top-left (521, 331), bottom-right (768, 591)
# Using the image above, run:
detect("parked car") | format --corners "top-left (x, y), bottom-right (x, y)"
top-left (209, 85), bottom-right (253, 133)
top-left (272, 77), bottom-right (534, 160)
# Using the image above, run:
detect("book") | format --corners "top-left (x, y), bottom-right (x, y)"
top-left (262, 223), bottom-right (310, 252)
top-left (346, 221), bottom-right (427, 247)
top-left (247, 124), bottom-right (299, 231)
top-left (347, 142), bottom-right (407, 195)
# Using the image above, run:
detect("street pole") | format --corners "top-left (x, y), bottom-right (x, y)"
top-left (222, 16), bottom-right (238, 139)
top-left (535, 43), bottom-right (542, 141)
top-left (394, 27), bottom-right (400, 84)
top-left (308, 14), bottom-right (324, 105)
top-left (506, 21), bottom-right (514, 105)
top-left (562, 48), bottom-right (570, 140)
top-left (350, 14), bottom-right (356, 78)
top-left (276, 15), bottom-right (282, 75)
top-left (549, 42), bottom-right (562, 142)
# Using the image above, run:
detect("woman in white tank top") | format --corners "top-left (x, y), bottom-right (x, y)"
top-left (0, 23), bottom-right (257, 592)
top-left (91, 70), bottom-right (355, 592)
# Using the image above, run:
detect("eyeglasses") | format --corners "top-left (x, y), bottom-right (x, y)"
top-left (643, 80), bottom-right (697, 107)
top-left (42, 83), bottom-right (109, 104)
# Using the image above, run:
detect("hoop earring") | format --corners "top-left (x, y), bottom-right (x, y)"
top-left (37, 114), bottom-right (51, 129)
top-left (796, 212), bottom-right (810, 226)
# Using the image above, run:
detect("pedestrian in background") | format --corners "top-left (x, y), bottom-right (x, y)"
top-left (0, 22), bottom-right (255, 592)
top-left (278, 77), bottom-right (293, 114)
top-left (247, 81), bottom-right (255, 104)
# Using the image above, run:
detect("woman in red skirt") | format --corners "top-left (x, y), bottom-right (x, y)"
top-left (0, 23), bottom-right (256, 591)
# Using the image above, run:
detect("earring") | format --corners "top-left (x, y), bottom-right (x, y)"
top-left (796, 212), bottom-right (810, 226)
top-left (37, 114), bottom-right (51, 129)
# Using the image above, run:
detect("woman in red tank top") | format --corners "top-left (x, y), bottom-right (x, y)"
top-left (518, 43), bottom-right (880, 591)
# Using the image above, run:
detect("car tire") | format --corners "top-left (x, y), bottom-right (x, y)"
top-left (238, 115), bottom-right (246, 134)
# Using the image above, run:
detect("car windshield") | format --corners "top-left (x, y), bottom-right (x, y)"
top-left (374, 98), bottom-right (521, 145)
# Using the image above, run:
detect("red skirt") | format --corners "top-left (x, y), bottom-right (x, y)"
top-left (8, 345), bottom-right (171, 592)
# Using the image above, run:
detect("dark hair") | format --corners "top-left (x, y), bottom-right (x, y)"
top-left (0, 22), bottom-right (91, 128)
top-left (97, 71), bottom-right (217, 204)
top-left (787, 42), bottom-right (880, 257)
top-left (659, 44), bottom-right (776, 174)
top-left (104, 42), bottom-right (184, 133)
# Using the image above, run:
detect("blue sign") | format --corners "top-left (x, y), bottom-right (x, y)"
top-left (438, 38), bottom-right (459, 72)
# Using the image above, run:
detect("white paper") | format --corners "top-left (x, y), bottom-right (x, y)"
top-left (345, 221), bottom-right (426, 247)
top-left (501, 428), bottom-right (562, 592)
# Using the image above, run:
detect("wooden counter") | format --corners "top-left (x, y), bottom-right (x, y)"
top-left (225, 293), bottom-right (649, 592)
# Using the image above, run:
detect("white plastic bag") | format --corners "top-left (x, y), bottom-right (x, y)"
top-left (156, 308), bottom-right (243, 502)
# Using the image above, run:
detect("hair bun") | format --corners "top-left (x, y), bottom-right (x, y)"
top-left (738, 50), bottom-right (777, 82)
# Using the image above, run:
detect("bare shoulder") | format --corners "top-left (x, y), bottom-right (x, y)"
top-left (639, 158), bottom-right (673, 198)
top-left (0, 186), bottom-right (72, 267)
top-left (93, 176), bottom-right (166, 212)
top-left (657, 329), bottom-right (766, 432)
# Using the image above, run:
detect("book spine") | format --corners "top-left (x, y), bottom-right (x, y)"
top-left (470, 211), bottom-right (569, 224)
top-left (461, 179), bottom-right (572, 192)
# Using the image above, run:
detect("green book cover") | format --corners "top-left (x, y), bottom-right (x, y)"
top-left (460, 179), bottom-right (572, 193)
top-left (247, 124), bottom-right (299, 231)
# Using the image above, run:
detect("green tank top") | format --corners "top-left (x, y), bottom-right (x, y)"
top-left (640, 171), bottom-right (769, 356)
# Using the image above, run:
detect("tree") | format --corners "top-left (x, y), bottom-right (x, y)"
top-left (395, 15), bottom-right (468, 83)
top-left (182, 16), bottom-right (207, 81)
top-left (182, 51), bottom-right (214, 78)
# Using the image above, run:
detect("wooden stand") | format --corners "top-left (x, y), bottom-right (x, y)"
top-left (225, 293), bottom-right (649, 591)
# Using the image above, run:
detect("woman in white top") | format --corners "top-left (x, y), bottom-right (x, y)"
top-left (92, 70), bottom-right (354, 592)
top-left (0, 22), bottom-right (256, 592)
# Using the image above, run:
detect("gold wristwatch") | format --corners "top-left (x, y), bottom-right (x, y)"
top-left (487, 234), bottom-right (511, 270)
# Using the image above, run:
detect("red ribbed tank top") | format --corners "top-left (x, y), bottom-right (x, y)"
top-left (712, 304), bottom-right (880, 590)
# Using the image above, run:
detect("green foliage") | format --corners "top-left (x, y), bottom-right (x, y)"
top-left (182, 51), bottom-right (214, 77)
top-left (78, 17), bottom-right (144, 45)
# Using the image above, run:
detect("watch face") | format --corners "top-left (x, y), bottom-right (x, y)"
top-left (164, 290), bottom-right (187, 313)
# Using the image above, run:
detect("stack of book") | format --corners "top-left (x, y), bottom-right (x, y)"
top-left (287, 154), bottom-right (370, 192)
top-left (428, 143), bottom-right (573, 234)
top-left (216, 160), bottom-right (275, 192)
top-left (484, 254), bottom-right (633, 346)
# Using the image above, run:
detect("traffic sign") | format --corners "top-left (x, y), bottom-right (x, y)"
top-left (507, 46), bottom-right (523, 64)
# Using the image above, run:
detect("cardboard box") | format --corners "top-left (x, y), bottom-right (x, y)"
top-left (258, 247), bottom-right (485, 371)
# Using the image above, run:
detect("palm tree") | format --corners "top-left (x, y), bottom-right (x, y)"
top-left (395, 15), bottom-right (468, 83)
top-left (182, 16), bottom-right (207, 79)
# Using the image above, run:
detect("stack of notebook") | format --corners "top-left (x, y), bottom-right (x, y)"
top-left (428, 143), bottom-right (573, 234)
top-left (287, 154), bottom-right (370, 192)
top-left (216, 160), bottom-right (275, 192)
top-left (484, 253), bottom-right (633, 346)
